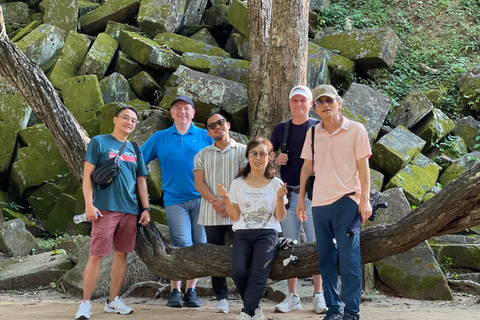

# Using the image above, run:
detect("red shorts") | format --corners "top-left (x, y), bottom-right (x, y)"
top-left (90, 210), bottom-right (137, 256)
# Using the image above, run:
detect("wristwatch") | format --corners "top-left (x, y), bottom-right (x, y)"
top-left (142, 207), bottom-right (151, 213)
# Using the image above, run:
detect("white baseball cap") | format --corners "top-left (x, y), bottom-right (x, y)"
top-left (289, 85), bottom-right (312, 100)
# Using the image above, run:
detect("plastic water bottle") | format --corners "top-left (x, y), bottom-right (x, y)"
top-left (73, 213), bottom-right (98, 224)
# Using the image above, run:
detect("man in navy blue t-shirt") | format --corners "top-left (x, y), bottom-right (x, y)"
top-left (270, 86), bottom-right (327, 315)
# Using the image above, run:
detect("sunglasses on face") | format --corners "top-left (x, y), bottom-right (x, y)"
top-left (248, 151), bottom-right (269, 159)
top-left (118, 115), bottom-right (137, 124)
top-left (207, 118), bottom-right (226, 130)
top-left (314, 98), bottom-right (335, 107)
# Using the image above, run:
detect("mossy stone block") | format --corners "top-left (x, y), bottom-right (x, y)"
top-left (99, 72), bottom-right (137, 104)
top-left (438, 152), bottom-right (480, 187)
top-left (44, 0), bottom-right (79, 36)
top-left (104, 20), bottom-right (139, 40)
top-left (118, 30), bottom-right (181, 71)
top-left (78, 0), bottom-right (100, 18)
top-left (453, 116), bottom-right (479, 151)
top-left (0, 77), bottom-right (31, 181)
top-left (78, 32), bottom-right (118, 79)
top-left (375, 241), bottom-right (453, 300)
top-left (60, 74), bottom-right (105, 123)
top-left (129, 71), bottom-right (161, 102)
top-left (26, 182), bottom-right (63, 220)
top-left (204, 4), bottom-right (229, 27)
top-left (136, 0), bottom-right (185, 38)
top-left (1, 208), bottom-right (42, 236)
top-left (154, 32), bottom-right (230, 58)
top-left (313, 27), bottom-right (400, 69)
top-left (78, 0), bottom-right (140, 35)
top-left (113, 50), bottom-right (143, 79)
top-left (45, 193), bottom-right (90, 235)
top-left (412, 108), bottom-right (455, 152)
top-left (227, 0), bottom-right (248, 38)
top-left (49, 31), bottom-right (92, 89)
top-left (370, 126), bottom-right (426, 179)
top-left (11, 20), bottom-right (41, 42)
top-left (385, 154), bottom-right (441, 206)
top-left (190, 28), bottom-right (220, 47)
top-left (16, 24), bottom-right (66, 73)
top-left (9, 124), bottom-right (70, 198)
top-left (150, 204), bottom-right (166, 225)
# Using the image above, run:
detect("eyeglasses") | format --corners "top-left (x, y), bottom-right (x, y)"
top-left (249, 151), bottom-right (269, 159)
top-left (118, 115), bottom-right (137, 124)
top-left (207, 118), bottom-right (226, 130)
top-left (314, 98), bottom-right (335, 107)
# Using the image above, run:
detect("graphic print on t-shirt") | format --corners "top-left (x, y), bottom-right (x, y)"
top-left (241, 191), bottom-right (273, 229)
top-left (108, 150), bottom-right (137, 164)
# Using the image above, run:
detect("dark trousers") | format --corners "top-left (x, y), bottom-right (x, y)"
top-left (231, 229), bottom-right (278, 317)
top-left (205, 225), bottom-right (235, 300)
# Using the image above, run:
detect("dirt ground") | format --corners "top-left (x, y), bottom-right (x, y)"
top-left (0, 289), bottom-right (479, 320)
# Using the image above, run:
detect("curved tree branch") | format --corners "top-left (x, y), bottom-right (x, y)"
top-left (0, 6), bottom-right (88, 181)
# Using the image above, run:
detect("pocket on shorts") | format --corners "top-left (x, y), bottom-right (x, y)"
top-left (92, 226), bottom-right (104, 235)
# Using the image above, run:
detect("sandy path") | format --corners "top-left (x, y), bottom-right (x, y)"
top-left (1, 290), bottom-right (480, 320)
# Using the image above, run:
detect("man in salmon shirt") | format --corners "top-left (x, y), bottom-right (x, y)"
top-left (296, 85), bottom-right (372, 320)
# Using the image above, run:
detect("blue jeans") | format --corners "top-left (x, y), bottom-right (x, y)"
top-left (165, 197), bottom-right (206, 247)
top-left (281, 189), bottom-right (315, 242)
top-left (312, 196), bottom-right (362, 317)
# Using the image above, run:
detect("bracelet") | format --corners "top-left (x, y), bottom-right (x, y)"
top-left (142, 207), bottom-right (151, 213)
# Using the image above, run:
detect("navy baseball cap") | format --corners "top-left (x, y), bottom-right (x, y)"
top-left (171, 95), bottom-right (195, 109)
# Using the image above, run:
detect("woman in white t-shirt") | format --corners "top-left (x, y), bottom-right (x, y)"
top-left (218, 137), bottom-right (287, 320)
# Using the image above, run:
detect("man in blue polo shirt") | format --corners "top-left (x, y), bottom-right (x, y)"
top-left (141, 96), bottom-right (213, 308)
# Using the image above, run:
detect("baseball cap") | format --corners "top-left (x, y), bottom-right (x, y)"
top-left (171, 95), bottom-right (195, 109)
top-left (312, 85), bottom-right (339, 101)
top-left (289, 85), bottom-right (312, 100)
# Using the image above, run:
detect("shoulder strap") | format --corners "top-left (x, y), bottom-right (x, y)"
top-left (311, 124), bottom-right (315, 158)
top-left (131, 141), bottom-right (140, 176)
top-left (281, 120), bottom-right (292, 154)
top-left (117, 140), bottom-right (128, 157)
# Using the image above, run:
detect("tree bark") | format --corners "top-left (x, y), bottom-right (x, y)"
top-left (248, 0), bottom-right (310, 139)
top-left (0, 7), bottom-right (88, 182)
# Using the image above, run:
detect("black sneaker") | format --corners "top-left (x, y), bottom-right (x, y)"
top-left (323, 313), bottom-right (344, 320)
top-left (183, 288), bottom-right (201, 307)
top-left (167, 288), bottom-right (183, 308)
top-left (343, 313), bottom-right (360, 320)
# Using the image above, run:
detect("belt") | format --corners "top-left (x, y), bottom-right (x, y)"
top-left (287, 187), bottom-right (300, 194)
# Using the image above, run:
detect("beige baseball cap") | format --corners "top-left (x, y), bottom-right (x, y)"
top-left (312, 85), bottom-right (339, 101)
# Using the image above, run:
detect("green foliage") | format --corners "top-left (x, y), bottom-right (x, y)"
top-left (439, 256), bottom-right (455, 275)
top-left (0, 201), bottom-right (25, 211)
top-left (316, 0), bottom-right (480, 119)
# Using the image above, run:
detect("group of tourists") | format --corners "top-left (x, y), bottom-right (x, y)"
top-left (74, 83), bottom-right (372, 320)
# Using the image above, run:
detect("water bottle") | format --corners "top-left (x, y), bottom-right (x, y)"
top-left (73, 213), bottom-right (98, 224)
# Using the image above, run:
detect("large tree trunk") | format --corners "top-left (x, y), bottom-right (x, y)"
top-left (2, 6), bottom-right (480, 281)
top-left (0, 7), bottom-right (88, 182)
top-left (248, 0), bottom-right (310, 138)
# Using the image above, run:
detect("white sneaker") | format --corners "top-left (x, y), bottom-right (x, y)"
top-left (236, 312), bottom-right (252, 320)
top-left (104, 296), bottom-right (134, 314)
top-left (252, 307), bottom-right (264, 320)
top-left (75, 300), bottom-right (92, 319)
top-left (215, 299), bottom-right (229, 313)
top-left (275, 293), bottom-right (302, 313)
top-left (313, 293), bottom-right (328, 314)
